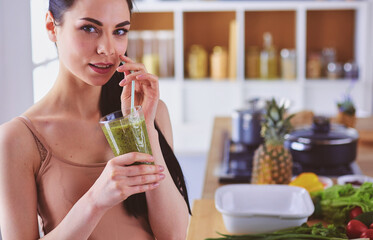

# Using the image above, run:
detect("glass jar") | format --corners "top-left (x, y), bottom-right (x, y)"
top-left (126, 30), bottom-right (142, 63)
top-left (210, 46), bottom-right (228, 80)
top-left (186, 45), bottom-right (208, 79)
top-left (141, 30), bottom-right (159, 76)
top-left (156, 30), bottom-right (174, 78)
top-left (326, 62), bottom-right (343, 79)
top-left (280, 48), bottom-right (296, 80)
top-left (246, 46), bottom-right (260, 79)
top-left (307, 52), bottom-right (322, 79)
top-left (343, 61), bottom-right (359, 79)
top-left (321, 48), bottom-right (336, 77)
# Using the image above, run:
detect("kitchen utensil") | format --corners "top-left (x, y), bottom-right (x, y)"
top-left (231, 98), bottom-right (265, 146)
top-left (285, 116), bottom-right (359, 167)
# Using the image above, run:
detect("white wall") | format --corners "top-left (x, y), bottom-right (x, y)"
top-left (0, 0), bottom-right (34, 125)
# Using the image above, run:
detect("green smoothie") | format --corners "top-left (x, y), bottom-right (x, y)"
top-left (101, 111), bottom-right (153, 165)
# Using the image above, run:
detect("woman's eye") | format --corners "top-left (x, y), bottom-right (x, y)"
top-left (114, 29), bottom-right (128, 36)
top-left (81, 25), bottom-right (97, 33)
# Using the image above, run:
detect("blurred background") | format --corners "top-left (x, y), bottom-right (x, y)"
top-left (0, 0), bottom-right (373, 220)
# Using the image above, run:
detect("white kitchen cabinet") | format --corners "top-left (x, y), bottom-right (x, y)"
top-left (131, 0), bottom-right (373, 153)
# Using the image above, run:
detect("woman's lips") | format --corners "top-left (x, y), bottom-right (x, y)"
top-left (89, 63), bottom-right (113, 74)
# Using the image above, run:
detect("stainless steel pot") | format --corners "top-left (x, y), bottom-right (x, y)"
top-left (231, 98), bottom-right (265, 146)
top-left (285, 116), bottom-right (359, 167)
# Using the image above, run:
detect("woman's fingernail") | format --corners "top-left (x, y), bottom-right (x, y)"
top-left (136, 74), bottom-right (144, 79)
top-left (159, 165), bottom-right (164, 171)
top-left (119, 79), bottom-right (126, 85)
top-left (159, 174), bottom-right (165, 179)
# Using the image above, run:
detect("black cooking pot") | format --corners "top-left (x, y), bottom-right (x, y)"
top-left (285, 116), bottom-right (359, 167)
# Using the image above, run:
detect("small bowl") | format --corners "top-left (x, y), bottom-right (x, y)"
top-left (337, 174), bottom-right (373, 187)
top-left (215, 184), bottom-right (314, 234)
top-left (318, 176), bottom-right (333, 189)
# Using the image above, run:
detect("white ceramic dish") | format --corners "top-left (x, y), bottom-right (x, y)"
top-left (318, 176), bottom-right (333, 189)
top-left (337, 174), bottom-right (373, 187)
top-left (215, 184), bottom-right (315, 234)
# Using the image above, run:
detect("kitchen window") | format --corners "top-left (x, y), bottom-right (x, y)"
top-left (30, 0), bottom-right (59, 103)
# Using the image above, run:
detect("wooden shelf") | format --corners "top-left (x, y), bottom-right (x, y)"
top-left (183, 11), bottom-right (235, 55)
top-left (131, 12), bottom-right (174, 30)
top-left (306, 10), bottom-right (355, 63)
top-left (244, 11), bottom-right (296, 50)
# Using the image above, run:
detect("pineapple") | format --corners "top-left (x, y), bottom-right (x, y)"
top-left (251, 99), bottom-right (294, 184)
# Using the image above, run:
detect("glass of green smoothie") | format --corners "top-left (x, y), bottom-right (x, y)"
top-left (99, 106), bottom-right (153, 165)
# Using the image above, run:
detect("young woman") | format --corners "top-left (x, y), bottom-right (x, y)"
top-left (0, 0), bottom-right (190, 239)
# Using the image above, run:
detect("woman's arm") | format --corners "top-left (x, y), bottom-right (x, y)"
top-left (146, 101), bottom-right (190, 240)
top-left (0, 120), bottom-right (41, 239)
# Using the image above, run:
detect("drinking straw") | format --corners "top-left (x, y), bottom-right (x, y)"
top-left (121, 61), bottom-right (135, 113)
top-left (131, 80), bottom-right (135, 112)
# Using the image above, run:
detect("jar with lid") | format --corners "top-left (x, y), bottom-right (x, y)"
top-left (321, 48), bottom-right (336, 77)
top-left (210, 46), bottom-right (228, 80)
top-left (326, 62), bottom-right (343, 79)
top-left (126, 30), bottom-right (142, 63)
top-left (141, 30), bottom-right (159, 76)
top-left (343, 61), bottom-right (359, 79)
top-left (280, 48), bottom-right (296, 80)
top-left (186, 45), bottom-right (208, 79)
top-left (246, 46), bottom-right (260, 79)
top-left (156, 30), bottom-right (174, 78)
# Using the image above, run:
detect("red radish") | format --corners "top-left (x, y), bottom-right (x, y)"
top-left (360, 229), bottom-right (373, 240)
top-left (350, 206), bottom-right (363, 220)
top-left (346, 219), bottom-right (368, 238)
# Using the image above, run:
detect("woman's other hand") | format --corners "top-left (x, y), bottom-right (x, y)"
top-left (117, 55), bottom-right (159, 127)
top-left (87, 152), bottom-right (164, 211)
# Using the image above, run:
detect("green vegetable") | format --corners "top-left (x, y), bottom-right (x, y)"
top-left (311, 182), bottom-right (373, 226)
top-left (205, 223), bottom-right (347, 240)
top-left (354, 211), bottom-right (373, 227)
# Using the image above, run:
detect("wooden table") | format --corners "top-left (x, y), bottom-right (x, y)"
top-left (186, 116), bottom-right (373, 239)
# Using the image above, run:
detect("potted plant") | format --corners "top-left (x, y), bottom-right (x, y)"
top-left (336, 94), bottom-right (356, 128)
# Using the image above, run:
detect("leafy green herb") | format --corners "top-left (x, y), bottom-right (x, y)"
top-left (311, 182), bottom-right (373, 226)
top-left (205, 223), bottom-right (347, 240)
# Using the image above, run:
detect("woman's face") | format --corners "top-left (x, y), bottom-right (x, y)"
top-left (53, 0), bottom-right (130, 86)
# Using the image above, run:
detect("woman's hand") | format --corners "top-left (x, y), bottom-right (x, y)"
top-left (117, 55), bottom-right (159, 126)
top-left (87, 152), bottom-right (165, 211)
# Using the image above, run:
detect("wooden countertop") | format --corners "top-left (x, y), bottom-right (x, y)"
top-left (202, 116), bottom-right (373, 199)
top-left (186, 116), bottom-right (373, 239)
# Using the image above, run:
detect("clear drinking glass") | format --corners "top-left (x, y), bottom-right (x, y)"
top-left (99, 106), bottom-right (153, 164)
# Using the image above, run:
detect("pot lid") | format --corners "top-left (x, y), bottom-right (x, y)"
top-left (286, 116), bottom-right (359, 145)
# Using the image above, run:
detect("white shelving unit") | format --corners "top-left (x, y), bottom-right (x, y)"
top-left (132, 0), bottom-right (373, 153)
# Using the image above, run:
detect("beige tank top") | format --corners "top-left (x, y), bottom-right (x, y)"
top-left (17, 116), bottom-right (154, 239)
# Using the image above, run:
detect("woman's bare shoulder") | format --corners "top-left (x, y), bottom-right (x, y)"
top-left (155, 100), bottom-right (174, 149)
top-left (0, 118), bottom-right (40, 171)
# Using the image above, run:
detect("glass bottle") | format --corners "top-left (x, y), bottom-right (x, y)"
top-left (260, 32), bottom-right (278, 79)
top-left (156, 30), bottom-right (174, 78)
top-left (141, 30), bottom-right (159, 76)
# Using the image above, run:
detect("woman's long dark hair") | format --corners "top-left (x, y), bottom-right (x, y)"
top-left (100, 69), bottom-right (192, 217)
